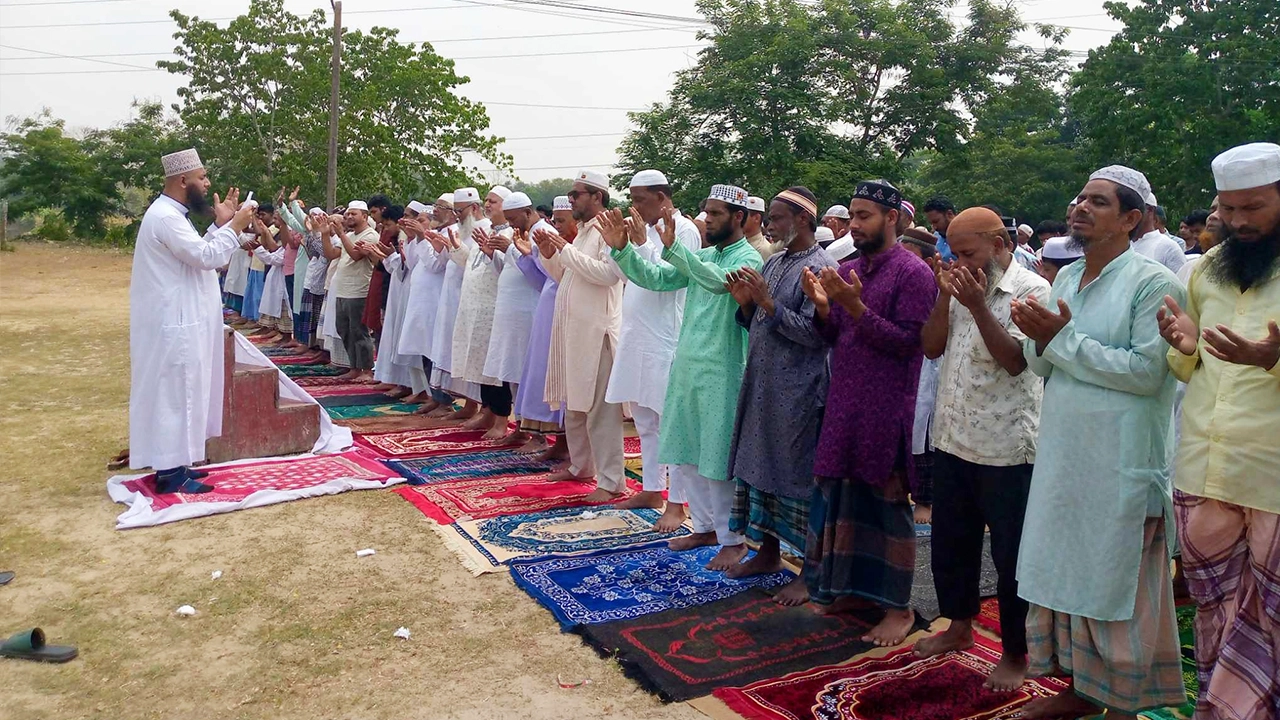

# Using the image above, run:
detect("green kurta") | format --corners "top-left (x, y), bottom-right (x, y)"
top-left (612, 237), bottom-right (763, 481)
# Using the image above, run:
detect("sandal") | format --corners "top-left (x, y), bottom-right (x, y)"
top-left (0, 571), bottom-right (12, 586)
top-left (0, 628), bottom-right (78, 663)
top-left (107, 449), bottom-right (130, 471)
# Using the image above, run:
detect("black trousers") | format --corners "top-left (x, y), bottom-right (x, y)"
top-left (335, 297), bottom-right (374, 370)
top-left (931, 450), bottom-right (1033, 656)
top-left (480, 382), bottom-right (512, 418)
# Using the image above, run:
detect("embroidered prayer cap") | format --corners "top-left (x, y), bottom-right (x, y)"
top-left (502, 191), bottom-right (533, 211)
top-left (707, 184), bottom-right (750, 208)
top-left (746, 196), bottom-right (766, 213)
top-left (947, 207), bottom-right (1006, 238)
top-left (629, 169), bottom-right (669, 188)
top-left (852, 179), bottom-right (902, 211)
top-left (1088, 165), bottom-right (1152, 205)
top-left (347, 200), bottom-right (369, 212)
top-left (454, 187), bottom-right (481, 205)
top-left (823, 205), bottom-right (850, 219)
top-left (488, 185), bottom-right (512, 201)
top-left (574, 169), bottom-right (610, 192)
top-left (902, 227), bottom-right (937, 246)
top-left (436, 193), bottom-right (455, 208)
top-left (900, 200), bottom-right (916, 218)
top-left (1042, 236), bottom-right (1083, 261)
top-left (161, 148), bottom-right (203, 178)
top-left (774, 188), bottom-right (818, 219)
top-left (1213, 142), bottom-right (1280, 192)
top-left (553, 195), bottom-right (572, 212)
top-left (815, 226), bottom-right (835, 243)
top-left (407, 200), bottom-right (429, 215)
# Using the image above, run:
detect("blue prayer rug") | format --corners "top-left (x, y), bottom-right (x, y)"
top-left (509, 541), bottom-right (795, 629)
top-left (385, 450), bottom-right (557, 485)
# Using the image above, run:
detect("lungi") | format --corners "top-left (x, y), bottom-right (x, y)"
top-left (299, 290), bottom-right (324, 347)
top-left (730, 482), bottom-right (809, 553)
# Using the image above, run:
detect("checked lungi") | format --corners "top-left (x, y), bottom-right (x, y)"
top-left (299, 290), bottom-right (324, 347)
top-left (730, 482), bottom-right (809, 554)
top-left (1175, 491), bottom-right (1279, 720)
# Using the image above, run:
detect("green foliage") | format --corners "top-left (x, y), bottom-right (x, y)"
top-left (509, 178), bottom-right (574, 211)
top-left (30, 208), bottom-right (74, 242)
top-left (0, 111), bottom-right (119, 236)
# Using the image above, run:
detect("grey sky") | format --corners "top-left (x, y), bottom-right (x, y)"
top-left (0, 0), bottom-right (1125, 184)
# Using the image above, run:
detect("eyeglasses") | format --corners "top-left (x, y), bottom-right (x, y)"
top-left (567, 189), bottom-right (596, 201)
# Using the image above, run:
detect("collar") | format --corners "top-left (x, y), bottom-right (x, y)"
top-left (157, 193), bottom-right (190, 216)
top-left (856, 240), bottom-right (906, 276)
top-left (1065, 246), bottom-right (1135, 289)
top-left (995, 258), bottom-right (1024, 294)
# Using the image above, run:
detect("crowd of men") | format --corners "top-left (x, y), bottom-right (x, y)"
top-left (133, 142), bottom-right (1279, 720)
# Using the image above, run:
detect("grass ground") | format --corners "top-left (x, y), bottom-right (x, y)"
top-left (0, 243), bottom-right (701, 720)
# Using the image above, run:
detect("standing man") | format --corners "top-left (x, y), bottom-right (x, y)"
top-left (1159, 142), bottom-right (1280, 720)
top-left (1011, 165), bottom-right (1186, 720)
top-left (922, 195), bottom-right (958, 262)
top-left (743, 195), bottom-right (773, 259)
top-left (821, 205), bottom-right (850, 243)
top-left (1132, 188), bottom-right (1187, 274)
top-left (605, 170), bottom-right (697, 531)
top-left (130, 149), bottom-right (254, 492)
top-left (324, 200), bottom-right (379, 382)
top-left (603, 185), bottom-right (763, 570)
top-left (539, 170), bottom-right (625, 502)
top-left (429, 188), bottom-right (483, 419)
top-left (913, 207), bottom-right (1050, 691)
top-left (401, 195), bottom-right (456, 414)
top-left (800, 179), bottom-right (936, 645)
top-left (451, 187), bottom-right (508, 438)
top-left (513, 196), bottom-right (569, 461)
top-left (723, 186), bottom-right (836, 603)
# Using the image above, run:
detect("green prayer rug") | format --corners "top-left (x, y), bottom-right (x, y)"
top-left (1140, 604), bottom-right (1198, 720)
top-left (326, 403), bottom-right (420, 420)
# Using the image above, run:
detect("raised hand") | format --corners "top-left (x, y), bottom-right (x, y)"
top-left (930, 256), bottom-right (956, 297)
top-left (1157, 295), bottom-right (1199, 356)
top-left (289, 185), bottom-right (300, 203)
top-left (597, 208), bottom-right (628, 250)
top-left (950, 266), bottom-right (988, 310)
top-left (818, 266), bottom-right (861, 308)
top-left (214, 187), bottom-right (241, 226)
top-left (626, 207), bottom-right (647, 246)
top-left (724, 270), bottom-right (755, 308)
top-left (1011, 297), bottom-right (1072, 348)
top-left (657, 206), bottom-right (676, 248)
top-left (801, 267), bottom-right (829, 318)
top-left (740, 266), bottom-right (772, 308)
top-left (1202, 320), bottom-right (1280, 369)
top-left (512, 229), bottom-right (532, 257)
top-left (488, 229), bottom-right (512, 254)
top-left (424, 230), bottom-right (448, 253)
top-left (399, 217), bottom-right (423, 239)
top-left (534, 228), bottom-right (565, 258)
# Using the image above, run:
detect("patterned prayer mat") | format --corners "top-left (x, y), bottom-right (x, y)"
top-left (107, 450), bottom-right (402, 529)
top-left (624, 435), bottom-right (640, 458)
top-left (1139, 604), bottom-right (1198, 720)
top-left (510, 542), bottom-right (794, 630)
top-left (335, 414), bottom-right (459, 434)
top-left (714, 632), bottom-right (1069, 719)
top-left (432, 506), bottom-right (689, 575)
top-left (911, 534), bottom-right (997, 621)
top-left (282, 364), bottom-right (347, 378)
top-left (325, 402), bottom-right (420, 419)
top-left (576, 589), bottom-right (921, 702)
top-left (306, 384), bottom-right (385, 398)
top-left (355, 425), bottom-right (518, 458)
top-left (317, 392), bottom-right (407, 408)
top-left (385, 450), bottom-right (559, 484)
top-left (271, 355), bottom-right (326, 366)
top-left (975, 597), bottom-right (1002, 636)
top-left (393, 473), bottom-right (642, 524)
top-left (294, 376), bottom-right (362, 387)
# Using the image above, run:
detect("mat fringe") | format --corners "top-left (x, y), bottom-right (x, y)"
top-left (429, 523), bottom-right (500, 576)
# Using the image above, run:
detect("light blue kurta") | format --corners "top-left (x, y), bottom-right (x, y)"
top-left (1016, 249), bottom-right (1186, 621)
top-left (612, 237), bottom-right (763, 481)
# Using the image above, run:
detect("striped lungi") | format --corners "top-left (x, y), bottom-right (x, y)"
top-left (299, 290), bottom-right (324, 346)
top-left (1175, 491), bottom-right (1279, 720)
top-left (730, 481), bottom-right (809, 554)
top-left (1026, 517), bottom-right (1186, 713)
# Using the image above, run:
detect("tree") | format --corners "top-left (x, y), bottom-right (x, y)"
top-left (160, 0), bottom-right (509, 205)
top-left (0, 110), bottom-right (118, 235)
top-left (1068, 0), bottom-right (1280, 214)
top-left (509, 178), bottom-right (574, 211)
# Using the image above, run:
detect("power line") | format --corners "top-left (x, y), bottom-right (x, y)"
top-left (501, 131), bottom-right (625, 141)
top-left (454, 43), bottom-right (702, 61)
top-left (0, 42), bottom-right (153, 69)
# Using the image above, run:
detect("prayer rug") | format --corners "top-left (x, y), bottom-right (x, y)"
top-left (975, 597), bottom-right (1002, 636)
top-left (393, 473), bottom-right (642, 524)
top-left (317, 392), bottom-right (406, 408)
top-left (305, 384), bottom-right (384, 399)
top-left (714, 632), bottom-right (1068, 719)
top-left (385, 450), bottom-right (558, 484)
top-left (911, 534), bottom-right (997, 621)
top-left (325, 403), bottom-right (419, 420)
top-left (432, 507), bottom-right (689, 575)
top-left (624, 435), bottom-right (640, 458)
top-left (355, 425), bottom-right (518, 458)
top-left (1139, 604), bottom-right (1197, 720)
top-left (106, 451), bottom-right (401, 529)
top-left (295, 376), bottom-right (363, 388)
top-left (282, 364), bottom-right (347, 378)
top-left (576, 590), bottom-right (921, 702)
top-left (510, 542), bottom-right (794, 630)
top-left (336, 414), bottom-right (458, 434)
top-left (271, 355), bottom-right (326, 366)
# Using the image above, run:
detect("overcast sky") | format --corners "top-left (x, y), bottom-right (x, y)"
top-left (0, 0), bottom-right (1127, 184)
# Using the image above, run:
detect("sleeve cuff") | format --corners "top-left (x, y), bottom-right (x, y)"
top-left (1166, 345), bottom-right (1200, 383)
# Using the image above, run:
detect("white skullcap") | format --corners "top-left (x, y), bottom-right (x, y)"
top-left (161, 148), bottom-right (203, 178)
top-left (454, 187), bottom-right (480, 205)
top-left (308, 206), bottom-right (327, 217)
top-left (347, 200), bottom-right (369, 212)
top-left (574, 169), bottom-right (610, 192)
top-left (746, 196), bottom-right (766, 213)
top-left (502, 192), bottom-right (533, 211)
top-left (553, 196), bottom-right (571, 212)
top-left (695, 212), bottom-right (707, 222)
top-left (823, 205), bottom-right (850, 219)
top-left (629, 169), bottom-right (668, 188)
top-left (1017, 224), bottom-right (1033, 235)
top-left (488, 185), bottom-right (511, 201)
top-left (1041, 236), bottom-right (1083, 261)
top-left (815, 227), bottom-right (835, 243)
top-left (707, 184), bottom-right (750, 208)
top-left (407, 200), bottom-right (429, 215)
top-left (424, 205), bottom-right (435, 215)
top-left (1088, 165), bottom-right (1152, 205)
top-left (436, 193), bottom-right (454, 208)
top-left (1213, 142), bottom-right (1280, 192)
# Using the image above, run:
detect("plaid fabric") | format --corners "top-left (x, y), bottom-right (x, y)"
top-left (1175, 492), bottom-right (1279, 719)
top-left (912, 449), bottom-right (934, 506)
top-left (225, 293), bottom-right (244, 314)
top-left (1026, 517), bottom-right (1186, 713)
top-left (804, 468), bottom-right (915, 609)
top-left (730, 481), bottom-right (809, 553)
top-left (299, 290), bottom-right (324, 346)
top-left (258, 298), bottom-right (294, 333)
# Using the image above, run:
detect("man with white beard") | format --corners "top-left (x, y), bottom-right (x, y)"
top-left (401, 196), bottom-right (457, 414)
top-left (451, 187), bottom-right (510, 438)
top-left (428, 189), bottom-right (484, 420)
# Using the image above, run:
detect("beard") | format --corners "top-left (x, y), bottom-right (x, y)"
top-left (984, 258), bottom-right (1005, 297)
top-left (458, 213), bottom-right (478, 245)
top-left (185, 184), bottom-right (210, 214)
top-left (706, 222), bottom-right (735, 246)
top-left (1203, 223), bottom-right (1280, 291)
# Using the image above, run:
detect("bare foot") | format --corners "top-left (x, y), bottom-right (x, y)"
top-left (668, 531), bottom-right (717, 552)
top-left (462, 412), bottom-right (490, 431)
top-left (616, 490), bottom-right (664, 510)
top-left (582, 488), bottom-right (622, 503)
top-left (427, 404), bottom-right (456, 418)
top-left (494, 431), bottom-right (528, 447)
top-left (482, 424), bottom-right (508, 441)
top-left (412, 399), bottom-right (438, 414)
top-left (403, 391), bottom-right (428, 404)
top-left (773, 575), bottom-right (810, 606)
top-left (984, 653), bottom-right (1028, 692)
top-left (539, 441), bottom-right (569, 462)
top-left (447, 405), bottom-right (477, 421)
top-left (338, 369), bottom-right (361, 380)
top-left (386, 387), bottom-right (412, 399)
top-left (725, 548), bottom-right (781, 579)
top-left (811, 595), bottom-right (876, 616)
top-left (546, 468), bottom-right (589, 483)
top-left (914, 619), bottom-right (975, 658)
top-left (357, 373), bottom-right (378, 384)
top-left (913, 504), bottom-right (932, 524)
top-left (862, 607), bottom-right (916, 647)
top-left (653, 503), bottom-right (687, 533)
top-left (372, 383), bottom-right (398, 392)
top-left (706, 543), bottom-right (748, 571)
top-left (551, 459), bottom-right (572, 472)
top-left (515, 436), bottom-right (547, 454)
top-left (1020, 690), bottom-right (1102, 720)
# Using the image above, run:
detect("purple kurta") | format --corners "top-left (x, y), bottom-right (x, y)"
top-left (513, 251), bottom-right (562, 425)
top-left (813, 243), bottom-right (936, 489)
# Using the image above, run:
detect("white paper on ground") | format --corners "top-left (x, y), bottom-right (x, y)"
top-left (211, 570), bottom-right (223, 580)
top-left (393, 627), bottom-right (411, 639)
top-left (176, 605), bottom-right (196, 616)
top-left (356, 548), bottom-right (376, 558)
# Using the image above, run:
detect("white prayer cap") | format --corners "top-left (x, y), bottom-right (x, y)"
top-left (454, 187), bottom-right (480, 205)
top-left (1017, 223), bottom-right (1033, 235)
top-left (407, 200), bottom-right (429, 215)
top-left (347, 200), bottom-right (369, 212)
top-left (1213, 142), bottom-right (1280, 192)
top-left (161, 148), bottom-right (203, 178)
top-left (553, 196), bottom-right (571, 212)
top-left (1088, 165), bottom-right (1152, 205)
top-left (424, 205), bottom-right (435, 215)
top-left (488, 185), bottom-right (511, 201)
top-left (503, 192), bottom-right (533, 211)
top-left (1041, 236), bottom-right (1083, 261)
top-left (695, 212), bottom-right (708, 222)
top-left (707, 184), bottom-right (750, 208)
top-left (436, 193), bottom-right (454, 208)
top-left (746, 196), bottom-right (766, 213)
top-left (308, 206), bottom-right (327, 217)
top-left (823, 205), bottom-right (850, 219)
top-left (574, 169), bottom-right (610, 191)
top-left (816, 227), bottom-right (835, 243)
top-left (629, 169), bottom-right (668, 188)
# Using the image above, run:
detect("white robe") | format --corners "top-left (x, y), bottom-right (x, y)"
top-left (429, 222), bottom-right (486, 399)
top-left (373, 252), bottom-right (414, 387)
top-left (483, 234), bottom-right (544, 384)
top-left (254, 246), bottom-right (290, 318)
top-left (223, 243), bottom-right (251, 296)
top-left (398, 235), bottom-right (449, 357)
top-left (450, 223), bottom-right (504, 387)
top-left (129, 194), bottom-right (242, 470)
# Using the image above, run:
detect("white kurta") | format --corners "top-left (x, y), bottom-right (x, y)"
top-left (604, 212), bottom-right (701, 414)
top-left (373, 252), bottom-right (414, 387)
top-left (427, 222), bottom-right (483, 399)
top-left (450, 223), bottom-right (504, 387)
top-left (398, 235), bottom-right (450, 357)
top-left (129, 194), bottom-right (242, 470)
top-left (254, 246), bottom-right (289, 318)
top-left (484, 225), bottom-right (547, 383)
top-left (223, 244), bottom-right (251, 296)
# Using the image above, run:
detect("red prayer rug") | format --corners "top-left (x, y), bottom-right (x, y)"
top-left (354, 424), bottom-right (519, 458)
top-left (624, 435), bottom-right (640, 458)
top-left (393, 473), bottom-right (641, 524)
top-left (714, 633), bottom-right (1069, 720)
top-left (306, 384), bottom-right (386, 398)
top-left (295, 376), bottom-right (362, 388)
top-left (106, 450), bottom-right (403, 529)
top-left (335, 414), bottom-right (459, 434)
top-left (975, 597), bottom-right (1002, 637)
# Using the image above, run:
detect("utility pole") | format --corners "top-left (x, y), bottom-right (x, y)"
top-left (326, 0), bottom-right (342, 210)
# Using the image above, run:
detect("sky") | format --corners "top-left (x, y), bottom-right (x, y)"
top-left (0, 0), bottom-right (1129, 184)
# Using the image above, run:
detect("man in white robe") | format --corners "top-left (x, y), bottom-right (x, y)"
top-left (450, 187), bottom-right (507, 437)
top-left (129, 148), bottom-right (254, 493)
top-left (428, 188), bottom-right (483, 420)
top-left (401, 196), bottom-right (457, 413)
